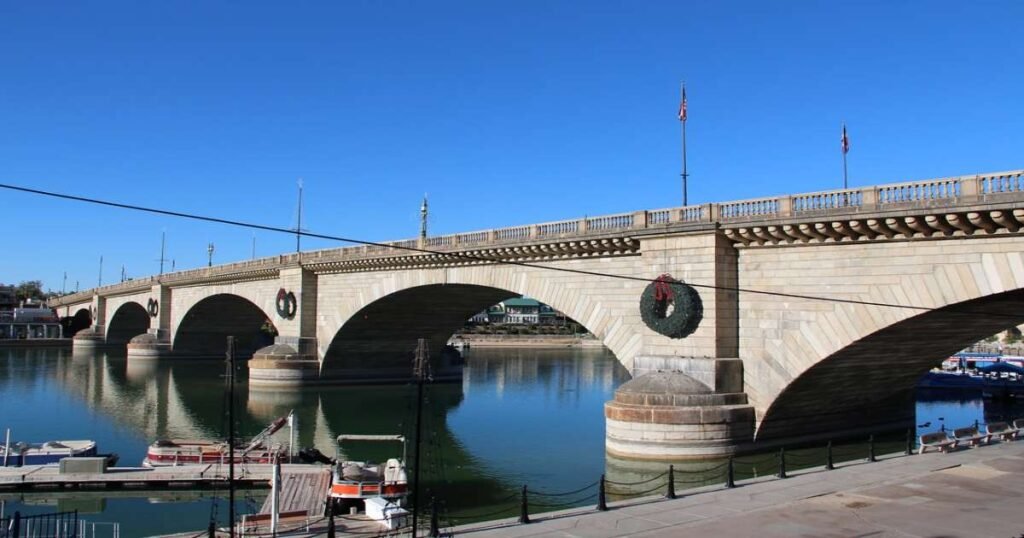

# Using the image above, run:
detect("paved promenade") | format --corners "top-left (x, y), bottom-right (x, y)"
top-left (455, 439), bottom-right (1024, 538)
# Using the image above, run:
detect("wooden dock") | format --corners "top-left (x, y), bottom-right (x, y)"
top-left (258, 466), bottom-right (332, 517)
top-left (0, 463), bottom-right (328, 492)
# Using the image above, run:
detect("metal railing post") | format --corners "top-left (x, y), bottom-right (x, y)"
top-left (429, 498), bottom-right (440, 538)
top-left (725, 456), bottom-right (735, 488)
top-left (666, 465), bottom-right (676, 499)
top-left (868, 435), bottom-right (877, 463)
top-left (826, 441), bottom-right (834, 470)
top-left (518, 485), bottom-right (531, 524)
top-left (597, 475), bottom-right (608, 511)
top-left (905, 428), bottom-right (914, 456)
top-left (777, 448), bottom-right (787, 479)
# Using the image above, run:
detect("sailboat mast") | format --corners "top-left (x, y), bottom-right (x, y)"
top-left (411, 339), bottom-right (428, 538)
top-left (226, 336), bottom-right (236, 538)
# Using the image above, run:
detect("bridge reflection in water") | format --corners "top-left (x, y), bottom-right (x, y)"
top-left (0, 346), bottom-right (632, 529)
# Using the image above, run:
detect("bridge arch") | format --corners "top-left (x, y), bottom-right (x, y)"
top-left (317, 265), bottom-right (639, 376)
top-left (66, 308), bottom-right (92, 336)
top-left (106, 302), bottom-right (150, 345)
top-left (173, 294), bottom-right (277, 358)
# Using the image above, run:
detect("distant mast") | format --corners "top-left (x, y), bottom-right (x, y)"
top-left (295, 178), bottom-right (304, 252)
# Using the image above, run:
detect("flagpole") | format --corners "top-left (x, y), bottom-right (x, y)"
top-left (842, 149), bottom-right (848, 190)
top-left (841, 122), bottom-right (849, 190)
top-left (680, 83), bottom-right (688, 207)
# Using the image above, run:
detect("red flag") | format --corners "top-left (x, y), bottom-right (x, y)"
top-left (841, 124), bottom-right (850, 154)
top-left (678, 84), bottom-right (687, 122)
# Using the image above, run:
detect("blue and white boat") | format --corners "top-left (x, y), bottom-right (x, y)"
top-left (1, 439), bottom-right (99, 466)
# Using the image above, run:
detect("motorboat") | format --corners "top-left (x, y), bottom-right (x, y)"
top-left (143, 412), bottom-right (292, 467)
top-left (328, 435), bottom-right (409, 504)
top-left (1, 438), bottom-right (114, 466)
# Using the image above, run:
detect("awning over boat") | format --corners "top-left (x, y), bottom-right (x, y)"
top-left (337, 435), bottom-right (405, 443)
top-left (977, 362), bottom-right (1024, 375)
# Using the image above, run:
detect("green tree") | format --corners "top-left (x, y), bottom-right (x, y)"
top-left (15, 280), bottom-right (44, 302)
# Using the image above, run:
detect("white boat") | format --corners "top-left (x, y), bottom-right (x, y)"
top-left (328, 435), bottom-right (409, 503)
top-left (2, 439), bottom-right (99, 466)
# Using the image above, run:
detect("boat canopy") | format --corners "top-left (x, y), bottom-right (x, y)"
top-left (977, 362), bottom-right (1024, 375)
top-left (337, 435), bottom-right (405, 443)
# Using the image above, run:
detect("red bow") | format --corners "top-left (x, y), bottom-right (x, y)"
top-left (654, 274), bottom-right (674, 302)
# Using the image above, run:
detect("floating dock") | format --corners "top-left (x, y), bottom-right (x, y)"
top-left (0, 463), bottom-right (328, 492)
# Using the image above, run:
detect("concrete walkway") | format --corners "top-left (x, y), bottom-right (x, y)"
top-left (454, 440), bottom-right (1024, 538)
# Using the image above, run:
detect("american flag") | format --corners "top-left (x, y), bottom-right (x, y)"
top-left (678, 85), bottom-right (687, 122)
top-left (841, 124), bottom-right (850, 154)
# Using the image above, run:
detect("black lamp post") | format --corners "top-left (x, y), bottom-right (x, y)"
top-left (207, 243), bottom-right (215, 267)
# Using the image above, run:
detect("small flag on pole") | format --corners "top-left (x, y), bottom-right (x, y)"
top-left (678, 84), bottom-right (687, 122)
top-left (841, 123), bottom-right (850, 154)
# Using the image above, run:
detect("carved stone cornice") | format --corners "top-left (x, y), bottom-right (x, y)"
top-left (723, 208), bottom-right (1024, 247)
top-left (306, 237), bottom-right (639, 274)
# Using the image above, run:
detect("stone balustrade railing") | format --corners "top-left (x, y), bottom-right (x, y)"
top-left (51, 169), bottom-right (1023, 306)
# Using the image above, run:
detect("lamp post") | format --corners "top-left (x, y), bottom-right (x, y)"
top-left (207, 243), bottom-right (215, 267)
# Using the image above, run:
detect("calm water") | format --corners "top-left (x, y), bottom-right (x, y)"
top-left (1, 346), bottom-right (1021, 537)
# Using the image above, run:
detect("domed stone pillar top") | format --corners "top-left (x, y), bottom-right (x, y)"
top-left (249, 343), bottom-right (319, 388)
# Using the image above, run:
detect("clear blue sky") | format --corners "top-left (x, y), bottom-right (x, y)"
top-left (2, 1), bottom-right (1021, 292)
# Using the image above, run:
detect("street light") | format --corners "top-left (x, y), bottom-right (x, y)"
top-left (207, 243), bottom-right (215, 267)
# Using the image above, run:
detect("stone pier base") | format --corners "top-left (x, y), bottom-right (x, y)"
top-left (126, 332), bottom-right (174, 360)
top-left (72, 327), bottom-right (106, 356)
top-left (248, 344), bottom-right (320, 388)
top-left (605, 356), bottom-right (755, 460)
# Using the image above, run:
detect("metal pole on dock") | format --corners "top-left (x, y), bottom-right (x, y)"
top-left (411, 339), bottom-right (429, 538)
top-left (271, 455), bottom-right (281, 536)
top-left (3, 429), bottom-right (9, 467)
top-left (226, 336), bottom-right (237, 538)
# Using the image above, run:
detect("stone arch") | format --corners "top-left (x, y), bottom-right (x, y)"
top-left (174, 294), bottom-right (277, 359)
top-left (106, 302), bottom-right (151, 345)
top-left (322, 284), bottom-right (518, 378)
top-left (66, 308), bottom-right (92, 337)
top-left (755, 288), bottom-right (1024, 442)
top-left (316, 264), bottom-right (645, 375)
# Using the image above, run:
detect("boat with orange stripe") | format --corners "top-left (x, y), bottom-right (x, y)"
top-left (328, 434), bottom-right (408, 505)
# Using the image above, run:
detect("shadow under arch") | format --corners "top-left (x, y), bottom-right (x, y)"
top-left (755, 287), bottom-right (1024, 443)
top-left (323, 284), bottom-right (519, 379)
top-left (174, 293), bottom-right (276, 359)
top-left (65, 308), bottom-right (92, 336)
top-left (106, 302), bottom-right (150, 345)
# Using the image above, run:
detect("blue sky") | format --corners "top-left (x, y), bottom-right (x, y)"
top-left (2, 1), bottom-right (1021, 292)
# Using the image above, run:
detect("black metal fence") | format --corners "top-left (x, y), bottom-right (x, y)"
top-left (1, 511), bottom-right (79, 538)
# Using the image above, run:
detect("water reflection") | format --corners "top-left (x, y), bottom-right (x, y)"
top-left (0, 346), bottom-right (630, 534)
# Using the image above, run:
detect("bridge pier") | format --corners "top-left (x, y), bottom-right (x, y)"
top-left (249, 340), bottom-right (320, 388)
top-left (605, 357), bottom-right (755, 459)
top-left (126, 329), bottom-right (174, 360)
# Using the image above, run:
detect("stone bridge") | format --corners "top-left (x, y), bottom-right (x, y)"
top-left (51, 169), bottom-right (1024, 458)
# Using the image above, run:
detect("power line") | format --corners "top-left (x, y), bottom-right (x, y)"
top-left (0, 181), bottom-right (1017, 318)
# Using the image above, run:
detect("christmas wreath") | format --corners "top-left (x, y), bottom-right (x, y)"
top-left (275, 288), bottom-right (297, 319)
top-left (639, 274), bottom-right (702, 338)
top-left (146, 298), bottom-right (159, 318)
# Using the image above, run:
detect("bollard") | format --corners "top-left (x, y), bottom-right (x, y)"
top-left (597, 474), bottom-right (608, 511)
top-left (519, 485), bottom-right (531, 524)
top-left (905, 428), bottom-right (914, 456)
top-left (868, 435), bottom-right (876, 462)
top-left (777, 448), bottom-right (787, 479)
top-left (327, 513), bottom-right (336, 538)
top-left (430, 498), bottom-right (440, 538)
top-left (666, 465), bottom-right (677, 499)
top-left (207, 520), bottom-right (216, 538)
top-left (826, 441), bottom-right (834, 470)
top-left (725, 456), bottom-right (736, 488)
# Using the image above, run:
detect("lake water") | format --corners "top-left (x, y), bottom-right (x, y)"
top-left (1, 346), bottom-right (1019, 536)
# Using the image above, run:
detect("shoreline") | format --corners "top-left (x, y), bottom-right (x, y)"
top-left (455, 334), bottom-right (603, 348)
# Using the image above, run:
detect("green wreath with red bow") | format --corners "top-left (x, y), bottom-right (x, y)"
top-left (639, 274), bottom-right (702, 338)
